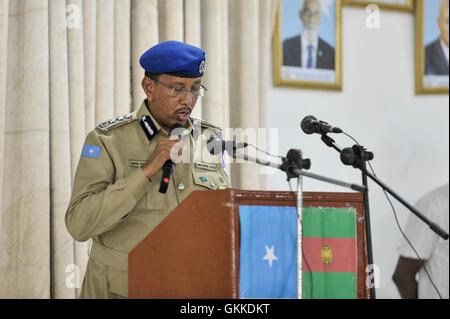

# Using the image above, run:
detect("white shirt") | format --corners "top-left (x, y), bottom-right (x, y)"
top-left (440, 39), bottom-right (449, 65)
top-left (398, 183), bottom-right (449, 299)
top-left (301, 30), bottom-right (319, 69)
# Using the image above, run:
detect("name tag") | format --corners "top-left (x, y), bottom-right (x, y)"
top-left (194, 162), bottom-right (218, 171)
top-left (129, 159), bottom-right (146, 168)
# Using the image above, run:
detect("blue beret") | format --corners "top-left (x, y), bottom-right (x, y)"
top-left (140, 41), bottom-right (206, 78)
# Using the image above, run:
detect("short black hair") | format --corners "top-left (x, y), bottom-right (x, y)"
top-left (145, 71), bottom-right (160, 80)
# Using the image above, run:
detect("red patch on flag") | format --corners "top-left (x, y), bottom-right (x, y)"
top-left (302, 237), bottom-right (357, 273)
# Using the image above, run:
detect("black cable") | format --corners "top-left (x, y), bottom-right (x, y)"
top-left (248, 143), bottom-right (283, 159)
top-left (288, 180), bottom-right (314, 299)
top-left (343, 131), bottom-right (443, 299)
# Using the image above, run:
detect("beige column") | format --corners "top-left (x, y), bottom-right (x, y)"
top-left (184, 0), bottom-right (203, 119)
top-left (0, 0), bottom-right (8, 222)
top-left (67, 0), bottom-right (89, 299)
top-left (201, 0), bottom-right (229, 130)
top-left (68, 0), bottom-right (86, 176)
top-left (229, 0), bottom-right (260, 190)
top-left (131, 0), bottom-right (159, 109)
top-left (0, 0), bottom-right (51, 298)
top-left (158, 0), bottom-right (184, 42)
top-left (184, 0), bottom-right (201, 46)
top-left (220, 0), bottom-right (230, 130)
top-left (83, 0), bottom-right (97, 131)
top-left (114, 0), bottom-right (131, 116)
top-left (95, 0), bottom-right (115, 123)
top-left (48, 0), bottom-right (76, 299)
top-left (257, 0), bottom-right (280, 190)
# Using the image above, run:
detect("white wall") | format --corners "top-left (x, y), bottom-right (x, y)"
top-left (265, 8), bottom-right (449, 298)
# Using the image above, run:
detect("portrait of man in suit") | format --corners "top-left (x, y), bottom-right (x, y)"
top-left (425, 0), bottom-right (449, 75)
top-left (283, 0), bottom-right (335, 70)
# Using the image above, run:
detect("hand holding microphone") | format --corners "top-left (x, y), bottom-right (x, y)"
top-left (141, 124), bottom-right (184, 193)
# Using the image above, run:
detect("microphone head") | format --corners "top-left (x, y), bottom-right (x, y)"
top-left (301, 115), bottom-right (317, 135)
top-left (170, 123), bottom-right (184, 138)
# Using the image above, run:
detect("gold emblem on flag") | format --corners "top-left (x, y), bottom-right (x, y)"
top-left (321, 244), bottom-right (333, 265)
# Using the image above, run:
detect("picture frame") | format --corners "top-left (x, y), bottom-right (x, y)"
top-left (415, 0), bottom-right (449, 94)
top-left (273, 0), bottom-right (342, 90)
top-left (343, 0), bottom-right (414, 12)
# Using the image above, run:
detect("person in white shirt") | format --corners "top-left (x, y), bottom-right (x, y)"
top-left (425, 0), bottom-right (449, 75)
top-left (392, 183), bottom-right (449, 299)
top-left (283, 0), bottom-right (335, 70)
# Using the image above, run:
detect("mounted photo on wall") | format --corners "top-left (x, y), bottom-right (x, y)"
top-left (416, 0), bottom-right (449, 94)
top-left (273, 0), bottom-right (342, 90)
top-left (344, 0), bottom-right (414, 12)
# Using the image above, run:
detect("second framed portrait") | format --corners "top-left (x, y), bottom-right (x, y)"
top-left (415, 0), bottom-right (449, 94)
top-left (344, 0), bottom-right (414, 12)
top-left (273, 0), bottom-right (342, 90)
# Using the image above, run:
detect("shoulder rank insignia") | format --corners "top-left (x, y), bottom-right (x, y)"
top-left (97, 113), bottom-right (137, 132)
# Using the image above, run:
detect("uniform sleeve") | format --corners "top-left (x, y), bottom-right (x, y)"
top-left (397, 195), bottom-right (440, 260)
top-left (65, 130), bottom-right (150, 242)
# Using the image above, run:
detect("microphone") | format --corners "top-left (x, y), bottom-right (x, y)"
top-left (159, 123), bottom-right (184, 194)
top-left (301, 115), bottom-right (342, 135)
top-left (206, 135), bottom-right (248, 155)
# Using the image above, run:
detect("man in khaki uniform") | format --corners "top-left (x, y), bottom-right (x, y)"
top-left (65, 41), bottom-right (230, 298)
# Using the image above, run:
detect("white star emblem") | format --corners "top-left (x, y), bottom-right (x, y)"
top-left (89, 148), bottom-right (94, 154)
top-left (263, 245), bottom-right (278, 268)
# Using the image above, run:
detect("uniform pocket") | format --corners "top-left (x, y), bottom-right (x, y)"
top-left (126, 157), bottom-right (148, 209)
top-left (107, 267), bottom-right (128, 298)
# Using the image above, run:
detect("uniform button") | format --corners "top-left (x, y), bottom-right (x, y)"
top-left (210, 181), bottom-right (216, 188)
top-left (178, 183), bottom-right (185, 190)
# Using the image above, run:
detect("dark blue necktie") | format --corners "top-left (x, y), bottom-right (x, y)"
top-left (307, 45), bottom-right (313, 68)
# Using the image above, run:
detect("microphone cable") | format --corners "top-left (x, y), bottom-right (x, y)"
top-left (342, 131), bottom-right (443, 299)
top-left (246, 143), bottom-right (283, 159)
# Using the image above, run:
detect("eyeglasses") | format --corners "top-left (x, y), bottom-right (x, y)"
top-left (150, 76), bottom-right (207, 98)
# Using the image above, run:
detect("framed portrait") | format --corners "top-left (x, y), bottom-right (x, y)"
top-left (343, 0), bottom-right (414, 12)
top-left (416, 0), bottom-right (449, 94)
top-left (273, 0), bottom-right (342, 90)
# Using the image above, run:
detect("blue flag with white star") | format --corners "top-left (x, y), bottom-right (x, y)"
top-left (239, 205), bottom-right (298, 298)
top-left (82, 144), bottom-right (101, 158)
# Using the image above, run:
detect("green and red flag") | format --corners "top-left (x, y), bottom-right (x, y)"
top-left (302, 207), bottom-right (358, 299)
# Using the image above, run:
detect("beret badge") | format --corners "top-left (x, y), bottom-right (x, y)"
top-left (199, 60), bottom-right (206, 74)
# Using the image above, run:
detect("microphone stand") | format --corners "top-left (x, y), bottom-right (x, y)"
top-left (319, 134), bottom-right (450, 299)
top-left (227, 147), bottom-right (366, 299)
top-left (230, 150), bottom-right (367, 192)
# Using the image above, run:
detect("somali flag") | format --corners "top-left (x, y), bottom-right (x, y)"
top-left (239, 205), bottom-right (357, 299)
top-left (239, 205), bottom-right (298, 298)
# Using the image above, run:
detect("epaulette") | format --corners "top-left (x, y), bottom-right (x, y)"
top-left (97, 112), bottom-right (137, 132)
top-left (191, 117), bottom-right (222, 131)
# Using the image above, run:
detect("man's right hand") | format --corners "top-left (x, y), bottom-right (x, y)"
top-left (142, 137), bottom-right (183, 179)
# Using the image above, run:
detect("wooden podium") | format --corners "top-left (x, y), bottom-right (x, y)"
top-left (128, 190), bottom-right (370, 299)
